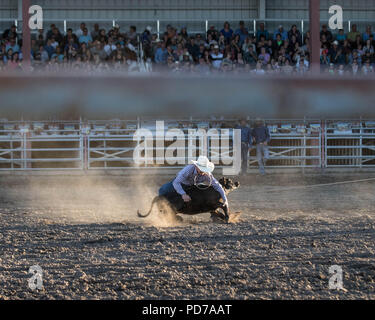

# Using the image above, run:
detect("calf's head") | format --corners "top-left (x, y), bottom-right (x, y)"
top-left (219, 177), bottom-right (240, 194)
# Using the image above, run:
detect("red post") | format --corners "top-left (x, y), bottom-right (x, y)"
top-left (22, 0), bottom-right (31, 68)
top-left (309, 0), bottom-right (320, 75)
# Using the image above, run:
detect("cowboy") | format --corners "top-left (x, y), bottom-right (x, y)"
top-left (236, 119), bottom-right (252, 175)
top-left (158, 156), bottom-right (228, 211)
top-left (251, 118), bottom-right (270, 175)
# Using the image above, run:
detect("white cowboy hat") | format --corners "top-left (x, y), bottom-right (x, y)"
top-left (191, 156), bottom-right (215, 173)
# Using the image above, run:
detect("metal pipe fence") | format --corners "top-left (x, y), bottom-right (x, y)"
top-left (325, 120), bottom-right (375, 168)
top-left (2, 18), bottom-right (375, 38)
top-left (1, 119), bottom-right (374, 172)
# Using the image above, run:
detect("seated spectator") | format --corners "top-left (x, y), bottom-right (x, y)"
top-left (7, 52), bottom-right (21, 71)
top-left (295, 55), bottom-right (309, 73)
top-left (230, 35), bottom-right (242, 59)
top-left (363, 25), bottom-right (374, 42)
top-left (91, 23), bottom-right (100, 40)
top-left (46, 24), bottom-right (56, 40)
top-left (222, 52), bottom-right (233, 67)
top-left (362, 59), bottom-right (374, 75)
top-left (256, 22), bottom-right (269, 41)
top-left (320, 48), bottom-right (330, 66)
top-left (210, 45), bottom-right (223, 69)
top-left (258, 46), bottom-right (270, 65)
top-left (63, 29), bottom-right (78, 47)
top-left (342, 39), bottom-right (352, 58)
top-left (273, 33), bottom-right (284, 52)
top-left (326, 63), bottom-right (335, 75)
top-left (321, 34), bottom-right (330, 50)
top-left (38, 45), bottom-right (49, 62)
top-left (329, 41), bottom-right (345, 65)
top-left (282, 58), bottom-right (293, 75)
top-left (220, 22), bottom-right (233, 43)
top-left (217, 34), bottom-right (226, 51)
top-left (195, 33), bottom-right (204, 46)
top-left (353, 34), bottom-right (362, 50)
top-left (235, 52), bottom-right (246, 69)
top-left (288, 24), bottom-right (302, 45)
top-left (336, 29), bottom-right (347, 43)
top-left (104, 37), bottom-right (116, 56)
top-left (154, 41), bottom-right (167, 64)
top-left (91, 41), bottom-right (107, 61)
top-left (166, 55), bottom-right (176, 70)
top-left (44, 39), bottom-right (55, 58)
top-left (165, 24), bottom-right (176, 44)
top-left (356, 43), bottom-right (364, 58)
top-left (234, 21), bottom-right (249, 45)
top-left (2, 24), bottom-right (17, 41)
top-left (253, 61), bottom-right (265, 74)
top-left (363, 51), bottom-right (374, 65)
top-left (52, 46), bottom-right (65, 62)
top-left (181, 52), bottom-right (192, 68)
top-left (363, 39), bottom-right (374, 54)
top-left (64, 37), bottom-right (79, 59)
top-left (6, 38), bottom-right (20, 53)
top-left (50, 26), bottom-right (63, 45)
top-left (243, 45), bottom-right (257, 66)
top-left (351, 60), bottom-right (359, 75)
top-left (127, 26), bottom-right (138, 46)
top-left (207, 25), bottom-right (219, 42)
top-left (337, 64), bottom-right (345, 76)
top-left (186, 36), bottom-right (200, 60)
top-left (320, 24), bottom-right (333, 42)
top-left (166, 45), bottom-right (177, 61)
top-left (3, 48), bottom-right (13, 64)
top-left (33, 29), bottom-right (45, 44)
top-left (31, 39), bottom-right (39, 57)
top-left (242, 36), bottom-right (255, 54)
top-left (288, 34), bottom-right (299, 52)
top-left (196, 56), bottom-right (210, 75)
top-left (273, 25), bottom-right (288, 41)
top-left (50, 36), bottom-right (59, 50)
top-left (79, 28), bottom-right (93, 45)
top-left (179, 26), bottom-right (189, 41)
top-left (347, 24), bottom-right (361, 44)
top-left (75, 22), bottom-right (86, 38)
top-left (95, 29), bottom-right (108, 43)
top-left (351, 50), bottom-right (362, 66)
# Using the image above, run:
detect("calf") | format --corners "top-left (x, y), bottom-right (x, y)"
top-left (137, 177), bottom-right (240, 223)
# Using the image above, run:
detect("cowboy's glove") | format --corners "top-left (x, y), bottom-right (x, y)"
top-left (182, 194), bottom-right (191, 202)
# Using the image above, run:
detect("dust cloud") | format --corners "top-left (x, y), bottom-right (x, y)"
top-left (1, 174), bottom-right (167, 225)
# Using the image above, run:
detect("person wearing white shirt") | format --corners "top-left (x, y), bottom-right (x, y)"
top-left (104, 38), bottom-right (116, 56)
top-left (75, 22), bottom-right (86, 38)
top-left (210, 45), bottom-right (223, 69)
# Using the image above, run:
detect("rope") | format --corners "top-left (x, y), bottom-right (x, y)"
top-left (252, 177), bottom-right (375, 194)
top-left (194, 174), bottom-right (212, 190)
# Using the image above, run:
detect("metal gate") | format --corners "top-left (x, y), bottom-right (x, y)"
top-left (249, 120), bottom-right (322, 169)
top-left (1, 119), bottom-right (375, 172)
top-left (325, 120), bottom-right (375, 168)
top-left (0, 121), bottom-right (83, 171)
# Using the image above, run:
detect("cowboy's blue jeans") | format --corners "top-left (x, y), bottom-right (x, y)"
top-left (159, 181), bottom-right (175, 196)
top-left (241, 142), bottom-right (249, 174)
top-left (256, 143), bottom-right (269, 174)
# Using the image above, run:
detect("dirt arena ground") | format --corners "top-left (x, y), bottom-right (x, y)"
top-left (0, 172), bottom-right (375, 300)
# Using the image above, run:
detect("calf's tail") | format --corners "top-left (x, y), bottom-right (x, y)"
top-left (137, 196), bottom-right (159, 218)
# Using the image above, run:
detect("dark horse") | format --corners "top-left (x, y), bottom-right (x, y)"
top-left (137, 178), bottom-right (240, 223)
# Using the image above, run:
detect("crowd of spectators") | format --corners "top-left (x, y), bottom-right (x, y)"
top-left (1, 20), bottom-right (375, 76)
